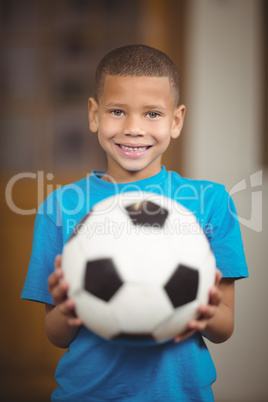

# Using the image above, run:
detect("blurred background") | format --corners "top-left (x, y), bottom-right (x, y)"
top-left (0, 0), bottom-right (267, 401)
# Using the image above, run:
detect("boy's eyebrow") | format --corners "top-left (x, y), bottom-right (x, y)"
top-left (106, 102), bottom-right (168, 110)
top-left (143, 104), bottom-right (167, 110)
top-left (106, 102), bottom-right (127, 108)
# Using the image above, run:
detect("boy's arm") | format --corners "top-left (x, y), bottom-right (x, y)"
top-left (45, 255), bottom-right (83, 349)
top-left (174, 270), bottom-right (235, 344)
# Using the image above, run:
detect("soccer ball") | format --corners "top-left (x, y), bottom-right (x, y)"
top-left (62, 192), bottom-right (216, 344)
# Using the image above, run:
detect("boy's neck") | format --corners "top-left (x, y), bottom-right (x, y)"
top-left (101, 165), bottom-right (162, 184)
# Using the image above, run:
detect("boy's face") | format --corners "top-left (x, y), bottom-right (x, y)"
top-left (88, 75), bottom-right (185, 182)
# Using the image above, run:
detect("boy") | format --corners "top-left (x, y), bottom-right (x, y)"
top-left (22, 45), bottom-right (248, 401)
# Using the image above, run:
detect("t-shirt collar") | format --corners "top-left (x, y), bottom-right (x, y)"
top-left (89, 166), bottom-right (168, 195)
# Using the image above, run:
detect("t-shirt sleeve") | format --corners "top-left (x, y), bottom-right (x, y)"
top-left (207, 188), bottom-right (248, 279)
top-left (21, 204), bottom-right (63, 305)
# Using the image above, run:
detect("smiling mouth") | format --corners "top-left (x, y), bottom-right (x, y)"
top-left (117, 144), bottom-right (152, 152)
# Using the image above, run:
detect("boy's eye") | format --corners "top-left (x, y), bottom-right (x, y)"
top-left (146, 112), bottom-right (160, 119)
top-left (111, 110), bottom-right (124, 116)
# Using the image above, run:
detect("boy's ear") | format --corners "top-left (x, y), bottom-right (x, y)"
top-left (88, 97), bottom-right (99, 132)
top-left (171, 105), bottom-right (186, 139)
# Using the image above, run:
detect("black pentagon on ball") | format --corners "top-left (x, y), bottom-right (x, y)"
top-left (84, 258), bottom-right (123, 302)
top-left (164, 264), bottom-right (199, 308)
top-left (125, 201), bottom-right (169, 227)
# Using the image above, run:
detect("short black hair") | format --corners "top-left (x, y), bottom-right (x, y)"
top-left (95, 44), bottom-right (180, 106)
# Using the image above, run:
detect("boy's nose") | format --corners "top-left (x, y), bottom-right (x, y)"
top-left (123, 116), bottom-right (145, 137)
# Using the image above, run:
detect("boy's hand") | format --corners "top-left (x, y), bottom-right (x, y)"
top-left (174, 269), bottom-right (223, 343)
top-left (47, 255), bottom-right (83, 327)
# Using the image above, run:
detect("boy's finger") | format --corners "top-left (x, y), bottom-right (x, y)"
top-left (215, 269), bottom-right (222, 286)
top-left (174, 329), bottom-right (195, 343)
top-left (50, 280), bottom-right (69, 304)
top-left (68, 316), bottom-right (83, 327)
top-left (48, 271), bottom-right (59, 289)
top-left (198, 303), bottom-right (217, 318)
top-left (210, 289), bottom-right (222, 307)
top-left (60, 298), bottom-right (76, 314)
top-left (54, 254), bottom-right (62, 270)
top-left (47, 269), bottom-right (63, 292)
top-left (52, 290), bottom-right (67, 305)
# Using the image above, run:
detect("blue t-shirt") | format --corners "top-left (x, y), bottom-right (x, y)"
top-left (21, 167), bottom-right (248, 401)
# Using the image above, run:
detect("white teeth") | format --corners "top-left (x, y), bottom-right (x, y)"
top-left (121, 145), bottom-right (148, 152)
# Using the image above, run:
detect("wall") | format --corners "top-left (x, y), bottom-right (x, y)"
top-left (184, 1), bottom-right (267, 401)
